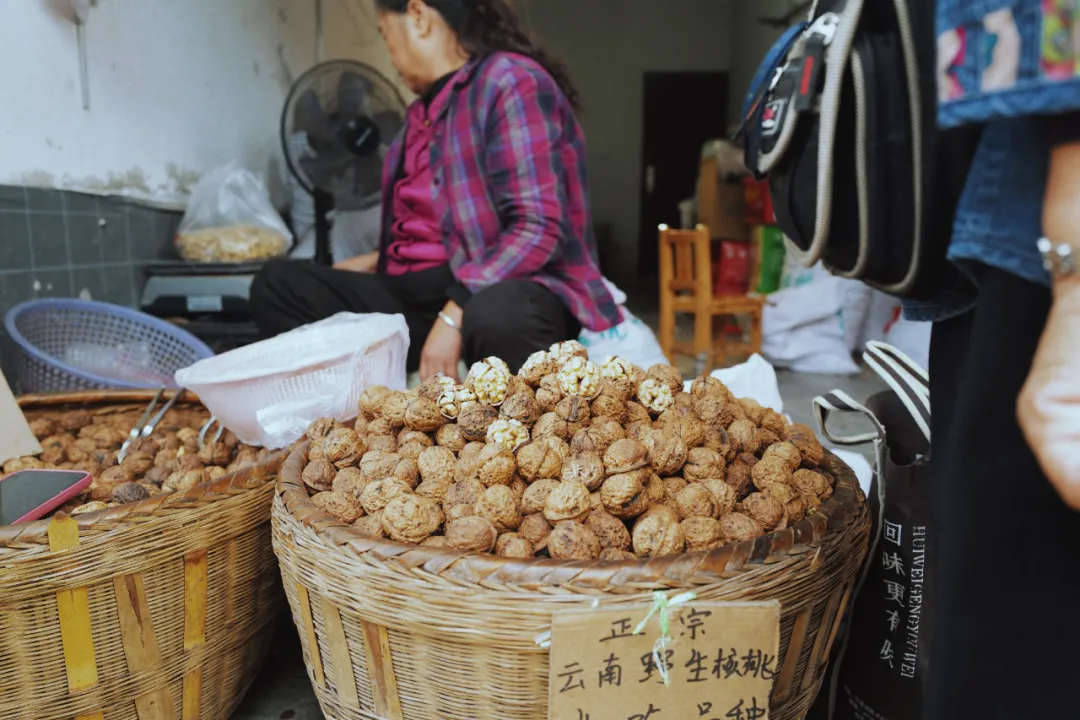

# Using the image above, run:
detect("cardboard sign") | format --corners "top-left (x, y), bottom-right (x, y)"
top-left (549, 601), bottom-right (781, 720)
top-left (0, 371), bottom-right (41, 465)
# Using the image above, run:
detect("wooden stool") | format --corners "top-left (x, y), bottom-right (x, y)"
top-left (657, 224), bottom-right (765, 373)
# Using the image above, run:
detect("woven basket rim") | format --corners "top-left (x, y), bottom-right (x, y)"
top-left (276, 441), bottom-right (867, 586)
top-left (0, 389), bottom-right (283, 550)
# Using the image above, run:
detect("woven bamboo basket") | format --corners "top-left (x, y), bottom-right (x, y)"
top-left (0, 390), bottom-right (286, 720)
top-left (274, 445), bottom-right (870, 720)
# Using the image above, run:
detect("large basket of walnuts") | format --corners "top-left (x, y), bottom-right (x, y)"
top-left (0, 390), bottom-right (286, 720)
top-left (273, 344), bottom-right (870, 720)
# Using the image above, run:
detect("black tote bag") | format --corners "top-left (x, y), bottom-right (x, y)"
top-left (808, 342), bottom-right (933, 720)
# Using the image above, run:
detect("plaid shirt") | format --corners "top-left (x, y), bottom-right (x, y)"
top-left (379, 53), bottom-right (620, 332)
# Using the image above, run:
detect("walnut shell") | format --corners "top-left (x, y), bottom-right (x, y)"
top-left (728, 419), bottom-right (761, 455)
top-left (323, 428), bottom-right (365, 469)
top-left (585, 393), bottom-right (626, 424)
top-left (561, 451), bottom-right (605, 491)
top-left (501, 392), bottom-right (541, 426)
top-left (360, 452), bottom-right (398, 484)
top-left (360, 477), bottom-right (413, 515)
top-left (785, 496), bottom-right (809, 524)
top-left (736, 397), bottom-right (765, 424)
top-left (632, 506), bottom-right (685, 557)
top-left (121, 451), bottom-right (154, 476)
top-left (547, 521), bottom-right (601, 560)
top-left (603, 438), bottom-right (649, 475)
top-left (467, 357), bottom-right (512, 406)
top-left (521, 350), bottom-right (557, 386)
top-left (703, 427), bottom-right (736, 463)
top-left (444, 477), bottom-right (484, 517)
top-left (519, 513), bottom-right (554, 549)
top-left (382, 495), bottom-right (441, 543)
top-left (663, 476), bottom-right (688, 499)
top-left (682, 517), bottom-right (724, 551)
top-left (435, 423), bottom-right (467, 453)
top-left (332, 467), bottom-right (369, 502)
top-left (165, 468), bottom-right (210, 494)
top-left (61, 410), bottom-right (94, 431)
top-left (569, 427), bottom-right (606, 456)
top-left (472, 444), bottom-right (515, 487)
top-left (644, 429), bottom-right (688, 476)
top-left (29, 417), bottom-right (58, 439)
top-left (759, 408), bottom-right (787, 434)
top-left (477, 485), bottom-right (523, 532)
top-left (367, 417), bottom-right (397, 438)
top-left (701, 478), bottom-right (739, 516)
top-left (784, 424), bottom-right (826, 466)
top-left (495, 533), bottom-right (535, 558)
top-left (486, 418), bottom-right (530, 452)
top-left (636, 379), bottom-right (674, 415)
top-left (719, 512), bottom-right (764, 542)
top-left (302, 459), bottom-right (336, 492)
top-left (398, 429), bottom-right (433, 448)
top-left (535, 374), bottom-right (564, 413)
top-left (543, 481), bottom-right (592, 523)
top-left (417, 446), bottom-right (455, 485)
top-left (676, 484), bottom-right (719, 519)
top-left (666, 414), bottom-right (707, 449)
top-left (437, 383), bottom-right (478, 420)
top-left (585, 508), bottom-right (631, 550)
top-left (793, 469), bottom-right (832, 498)
top-left (458, 404), bottom-right (499, 442)
top-left (625, 401), bottom-right (652, 425)
top-left (751, 455), bottom-right (793, 491)
top-left (600, 548), bottom-right (637, 562)
top-left (684, 447), bottom-right (726, 483)
top-left (647, 364), bottom-right (683, 394)
top-left (397, 441), bottom-right (426, 462)
top-left (600, 469), bottom-right (650, 518)
top-left (445, 517), bottom-right (499, 553)
top-left (516, 439), bottom-right (565, 481)
top-left (312, 491), bottom-right (364, 523)
top-left (404, 396), bottom-right (445, 432)
top-left (417, 375), bottom-right (455, 401)
top-left (763, 482), bottom-right (797, 504)
top-left (353, 512), bottom-right (387, 538)
top-left (725, 459), bottom-right (754, 497)
top-left (590, 416), bottom-right (626, 445)
top-left (693, 394), bottom-right (735, 429)
top-left (421, 535), bottom-right (451, 548)
top-left (532, 412), bottom-right (572, 441)
top-left (521, 479), bottom-right (561, 515)
top-left (111, 481), bottom-right (150, 505)
top-left (743, 492), bottom-right (786, 530)
top-left (144, 466), bottom-right (170, 486)
top-left (306, 417), bottom-right (342, 442)
top-left (359, 386), bottom-right (394, 416)
top-left (378, 391), bottom-right (410, 428)
top-left (555, 396), bottom-right (592, 425)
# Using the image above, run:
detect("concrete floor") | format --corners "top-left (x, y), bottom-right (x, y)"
top-left (232, 362), bottom-right (888, 719)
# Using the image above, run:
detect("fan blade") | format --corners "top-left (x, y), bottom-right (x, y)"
top-left (337, 71), bottom-right (373, 119)
top-left (293, 88), bottom-right (338, 148)
top-left (299, 152), bottom-right (354, 191)
top-left (373, 110), bottom-right (405, 143)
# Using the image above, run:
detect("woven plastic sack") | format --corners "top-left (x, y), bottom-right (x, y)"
top-left (176, 161), bottom-right (293, 263)
top-left (175, 313), bottom-right (409, 448)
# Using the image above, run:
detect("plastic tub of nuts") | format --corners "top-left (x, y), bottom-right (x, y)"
top-left (273, 345), bottom-right (871, 720)
top-left (0, 389), bottom-right (286, 720)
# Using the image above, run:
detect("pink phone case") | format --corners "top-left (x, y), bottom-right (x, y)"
top-left (3, 469), bottom-right (93, 524)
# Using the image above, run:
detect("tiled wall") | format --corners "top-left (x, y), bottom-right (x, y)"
top-left (0, 184), bottom-right (183, 389)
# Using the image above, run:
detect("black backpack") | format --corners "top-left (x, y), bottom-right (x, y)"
top-left (740, 0), bottom-right (980, 300)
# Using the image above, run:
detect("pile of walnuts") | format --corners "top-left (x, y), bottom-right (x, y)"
top-left (299, 343), bottom-right (835, 562)
top-left (3, 407), bottom-right (271, 521)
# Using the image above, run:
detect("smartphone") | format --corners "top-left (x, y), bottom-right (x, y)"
top-left (0, 469), bottom-right (93, 525)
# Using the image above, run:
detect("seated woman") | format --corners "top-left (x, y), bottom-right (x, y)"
top-left (251, 0), bottom-right (619, 380)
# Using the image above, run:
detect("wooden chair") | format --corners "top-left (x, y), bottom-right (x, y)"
top-left (658, 224), bottom-right (765, 373)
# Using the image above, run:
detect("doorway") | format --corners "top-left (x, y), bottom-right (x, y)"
top-left (637, 71), bottom-right (729, 279)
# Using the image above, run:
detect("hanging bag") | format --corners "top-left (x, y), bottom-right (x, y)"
top-left (809, 342), bottom-right (933, 720)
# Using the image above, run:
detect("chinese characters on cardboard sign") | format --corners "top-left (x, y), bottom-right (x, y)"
top-left (548, 602), bottom-right (781, 720)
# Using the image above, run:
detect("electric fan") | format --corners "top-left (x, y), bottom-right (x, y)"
top-left (281, 60), bottom-right (407, 265)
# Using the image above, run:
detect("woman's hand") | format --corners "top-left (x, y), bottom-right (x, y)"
top-left (419, 302), bottom-right (463, 382)
top-left (334, 252), bottom-right (379, 273)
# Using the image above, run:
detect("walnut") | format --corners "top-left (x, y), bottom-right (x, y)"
top-left (312, 491), bottom-right (364, 523)
top-left (367, 417), bottom-right (397, 438)
top-left (301, 458), bottom-right (336, 492)
top-left (359, 386), bottom-right (394, 416)
top-left (456, 442), bottom-right (487, 477)
top-left (719, 512), bottom-right (764, 543)
top-left (360, 477), bottom-right (413, 515)
top-left (533, 412), bottom-right (572, 441)
top-left (323, 428), bottom-right (365, 469)
top-left (93, 426), bottom-right (126, 449)
top-left (793, 469), bottom-right (831, 498)
top-left (623, 422), bottom-right (653, 443)
top-left (549, 339), bottom-right (588, 360)
top-left (110, 482), bottom-right (150, 505)
top-left (763, 482), bottom-right (797, 504)
top-left (474, 444), bottom-right (516, 487)
top-left (591, 417), bottom-right (626, 445)
top-left (493, 532), bottom-right (534, 558)
top-left (71, 501), bottom-right (110, 516)
top-left (307, 417), bottom-right (343, 442)
top-left (668, 414), bottom-right (708, 449)
top-left (40, 441), bottom-right (67, 466)
top-left (570, 427), bottom-right (607, 455)
top-left (421, 535), bottom-right (450, 549)
top-left (757, 428), bottom-right (782, 449)
top-left (544, 481), bottom-right (592, 523)
top-left (516, 439), bottom-right (565, 481)
top-left (418, 446), bottom-right (455, 485)
top-left (458, 404), bottom-right (500, 442)
top-left (477, 485), bottom-right (522, 532)
top-left (353, 512), bottom-right (386, 538)
top-left (486, 418), bottom-right (530, 452)
top-left (632, 506), bottom-right (685, 557)
top-left (751, 456), bottom-right (793, 491)
top-left (377, 392), bottom-right (410, 428)
top-left (389, 456), bottom-right (420, 489)
top-left (743, 492), bottom-right (786, 530)
top-left (600, 548), bottom-right (637, 562)
top-left (585, 508), bottom-right (631, 550)
top-left (647, 364), bottom-right (684, 394)
top-left (29, 417), bottom-right (57, 439)
top-left (360, 452), bottom-right (399, 484)
top-left (535, 374), bottom-right (565, 413)
top-left (444, 478), bottom-right (484, 517)
top-left (724, 460), bottom-right (754, 499)
top-left (557, 356), bottom-right (602, 399)
top-left (404, 396), bottom-right (445, 432)
top-left (759, 408), bottom-right (787, 435)
top-left (636, 379), bottom-right (674, 415)
top-left (435, 423), bottom-right (467, 453)
top-left (625, 401), bottom-right (652, 425)
top-left (165, 469), bottom-right (210, 493)
top-left (547, 521), bottom-right (601, 560)
top-left (445, 517), bottom-right (499, 553)
top-left (368, 435), bottom-right (400, 455)
top-left (501, 391), bottom-right (541, 426)
top-left (728, 419), bottom-right (761, 455)
top-left (521, 350), bottom-right (557, 386)
top-left (600, 355), bottom-right (636, 381)
top-left (144, 466), bottom-right (170, 486)
top-left (382, 495), bottom-right (441, 543)
top-left (663, 476), bottom-right (688, 499)
top-left (677, 483), bottom-right (720, 518)
top-left (682, 517), bottom-right (724, 551)
top-left (435, 383), bottom-right (476, 420)
top-left (417, 375), bottom-right (455, 401)
top-left (600, 469), bottom-right (648, 518)
top-left (784, 424), bottom-right (826, 466)
top-left (644, 429), bottom-right (688, 476)
top-left (731, 397), bottom-right (762, 424)
top-left (684, 448), bottom-right (726, 483)
top-left (121, 451), bottom-right (154, 476)
top-left (703, 480), bottom-right (739, 516)
top-left (600, 375), bottom-right (636, 405)
top-left (590, 394), bottom-right (627, 423)
top-left (691, 375), bottom-right (731, 401)
top-left (519, 513), bottom-right (553, 549)
top-left (510, 475), bottom-right (529, 501)
top-left (785, 496), bottom-right (809, 524)
top-left (397, 441), bottom-right (426, 462)
top-left (416, 474), bottom-right (453, 503)
top-left (703, 427), bottom-right (736, 463)
top-left (692, 394), bottom-right (734, 429)
top-left (603, 438), bottom-right (649, 475)
top-left (561, 451), bottom-right (605, 490)
top-left (398, 429), bottom-right (433, 447)
top-left (333, 466), bottom-right (370, 502)
top-left (467, 357), bottom-right (512, 406)
top-left (61, 409), bottom-right (94, 431)
top-left (554, 396), bottom-right (590, 426)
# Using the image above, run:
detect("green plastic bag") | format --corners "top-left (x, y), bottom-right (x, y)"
top-left (753, 225), bottom-right (786, 294)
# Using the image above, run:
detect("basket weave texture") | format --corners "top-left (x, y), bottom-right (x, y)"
top-left (0, 390), bottom-right (285, 720)
top-left (274, 445), bottom-right (870, 720)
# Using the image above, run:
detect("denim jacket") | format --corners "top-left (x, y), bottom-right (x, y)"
top-left (905, 0), bottom-right (1080, 321)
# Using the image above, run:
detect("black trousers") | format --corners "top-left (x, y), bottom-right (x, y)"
top-left (926, 265), bottom-right (1080, 718)
top-left (249, 261), bottom-right (580, 373)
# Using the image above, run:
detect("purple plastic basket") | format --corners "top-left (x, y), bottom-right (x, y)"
top-left (4, 299), bottom-right (214, 393)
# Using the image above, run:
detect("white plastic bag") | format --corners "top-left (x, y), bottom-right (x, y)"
top-left (176, 161), bottom-right (293, 263)
top-left (579, 308), bottom-right (670, 370)
top-left (764, 264), bottom-right (859, 375)
top-left (681, 354), bottom-right (785, 413)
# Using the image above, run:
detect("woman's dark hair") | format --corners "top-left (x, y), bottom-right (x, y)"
top-left (376, 0), bottom-right (580, 110)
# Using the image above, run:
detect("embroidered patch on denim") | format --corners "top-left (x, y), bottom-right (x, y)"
top-left (938, 27), bottom-right (967, 101)
top-left (981, 8), bottom-right (1022, 91)
top-left (1041, 0), bottom-right (1080, 79)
